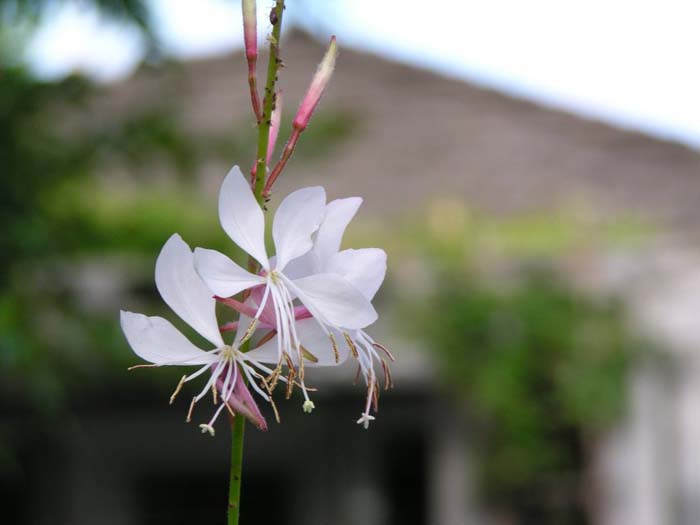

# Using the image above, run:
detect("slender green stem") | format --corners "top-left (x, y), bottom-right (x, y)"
top-left (227, 411), bottom-right (246, 525)
top-left (228, 4), bottom-right (286, 524)
top-left (253, 0), bottom-right (286, 202)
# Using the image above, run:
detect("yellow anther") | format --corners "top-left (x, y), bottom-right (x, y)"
top-left (300, 345), bottom-right (318, 363)
top-left (169, 375), bottom-right (187, 405)
top-left (238, 318), bottom-right (259, 345)
top-left (127, 363), bottom-right (159, 371)
top-left (186, 396), bottom-right (197, 423)
top-left (343, 332), bottom-right (359, 358)
top-left (329, 333), bottom-right (340, 363)
top-left (212, 383), bottom-right (218, 405)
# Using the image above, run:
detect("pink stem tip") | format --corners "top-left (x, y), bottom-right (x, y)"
top-left (293, 35), bottom-right (337, 131)
top-left (263, 36), bottom-right (337, 197)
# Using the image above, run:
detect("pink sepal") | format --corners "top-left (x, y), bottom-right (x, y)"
top-left (218, 366), bottom-right (268, 431)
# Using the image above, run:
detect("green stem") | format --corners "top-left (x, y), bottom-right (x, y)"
top-left (228, 4), bottom-right (286, 523)
top-left (253, 0), bottom-right (286, 202)
top-left (227, 411), bottom-right (246, 525)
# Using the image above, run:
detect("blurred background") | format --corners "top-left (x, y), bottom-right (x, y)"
top-left (2, 1), bottom-right (700, 524)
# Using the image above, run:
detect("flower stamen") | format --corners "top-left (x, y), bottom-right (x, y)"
top-left (344, 332), bottom-right (359, 358)
top-left (169, 375), bottom-right (187, 405)
top-left (186, 396), bottom-right (196, 423)
top-left (258, 375), bottom-right (281, 423)
top-left (237, 318), bottom-right (259, 346)
top-left (373, 342), bottom-right (395, 362)
top-left (353, 364), bottom-right (362, 385)
top-left (381, 358), bottom-right (394, 390)
top-left (330, 333), bottom-right (340, 363)
top-left (127, 363), bottom-right (160, 370)
top-left (285, 366), bottom-right (296, 400)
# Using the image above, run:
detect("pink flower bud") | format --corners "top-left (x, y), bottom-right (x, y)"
top-left (242, 0), bottom-right (257, 61)
top-left (267, 91), bottom-right (282, 164)
top-left (293, 36), bottom-right (337, 130)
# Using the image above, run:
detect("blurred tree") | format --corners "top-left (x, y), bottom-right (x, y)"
top-left (387, 202), bottom-right (655, 524)
top-left (0, 0), bottom-right (154, 40)
top-left (406, 262), bottom-right (643, 524)
top-left (0, 0), bottom-right (207, 409)
top-left (0, 8), bottom-right (234, 522)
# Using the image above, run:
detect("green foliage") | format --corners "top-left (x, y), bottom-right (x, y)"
top-left (0, 65), bottom-right (219, 411)
top-left (0, 66), bottom-right (211, 274)
top-left (386, 202), bottom-right (652, 523)
top-left (405, 261), bottom-right (643, 522)
top-left (0, 68), bottom-right (89, 279)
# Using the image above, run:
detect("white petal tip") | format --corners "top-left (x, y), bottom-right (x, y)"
top-left (199, 424), bottom-right (215, 437)
top-left (302, 400), bottom-right (315, 413)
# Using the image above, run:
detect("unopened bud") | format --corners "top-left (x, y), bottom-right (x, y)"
top-left (302, 400), bottom-right (315, 413)
top-left (242, 0), bottom-right (257, 61)
top-left (293, 36), bottom-right (337, 130)
top-left (267, 91), bottom-right (282, 164)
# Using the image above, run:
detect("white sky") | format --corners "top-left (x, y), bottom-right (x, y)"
top-left (26, 0), bottom-right (700, 148)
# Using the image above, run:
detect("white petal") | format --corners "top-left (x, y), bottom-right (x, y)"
top-left (120, 311), bottom-right (218, 365)
top-left (272, 186), bottom-right (326, 270)
top-left (326, 248), bottom-right (387, 301)
top-left (155, 234), bottom-right (224, 347)
top-left (287, 273), bottom-right (378, 330)
top-left (246, 319), bottom-right (349, 366)
top-left (219, 165), bottom-right (269, 269)
top-left (314, 197), bottom-right (362, 266)
top-left (243, 338), bottom-right (279, 364)
top-left (299, 322), bottom-right (350, 366)
top-left (281, 250), bottom-right (318, 280)
top-left (194, 248), bottom-right (265, 298)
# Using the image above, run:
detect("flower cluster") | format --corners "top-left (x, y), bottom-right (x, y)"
top-left (121, 166), bottom-right (392, 435)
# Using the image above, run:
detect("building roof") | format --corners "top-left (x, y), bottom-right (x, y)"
top-left (100, 31), bottom-right (700, 236)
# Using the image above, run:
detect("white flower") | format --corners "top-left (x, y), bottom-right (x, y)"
top-left (193, 166), bottom-right (378, 409)
top-left (258, 196), bottom-right (393, 428)
top-left (120, 234), bottom-right (298, 436)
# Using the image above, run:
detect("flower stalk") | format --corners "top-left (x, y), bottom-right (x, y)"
top-left (227, 411), bottom-right (246, 525)
top-left (231, 2), bottom-right (285, 523)
top-left (253, 0), bottom-right (286, 203)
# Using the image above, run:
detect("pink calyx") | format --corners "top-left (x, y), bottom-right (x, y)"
top-left (216, 289), bottom-right (312, 334)
top-left (216, 363), bottom-right (268, 431)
